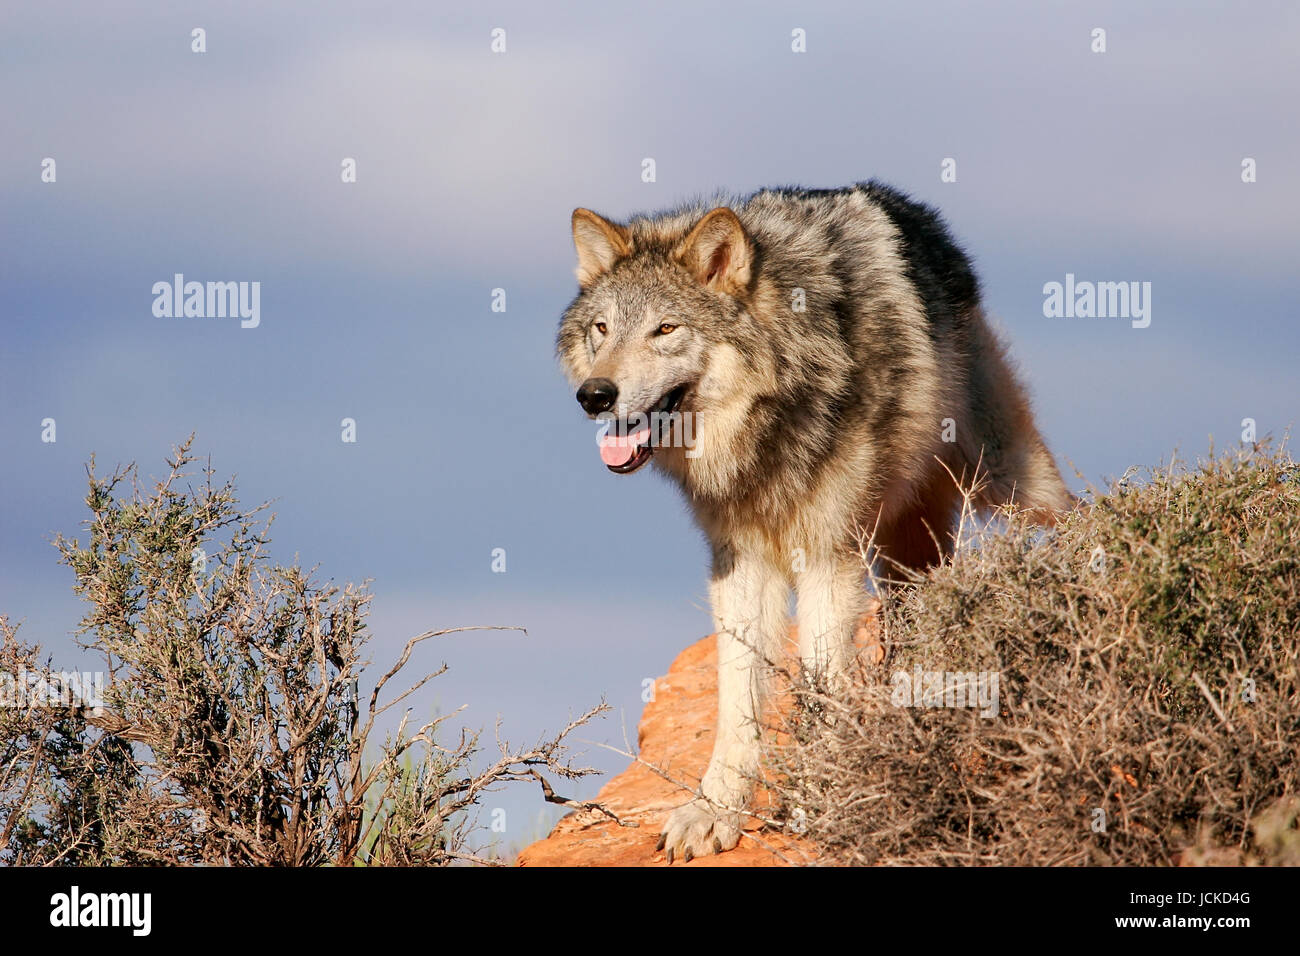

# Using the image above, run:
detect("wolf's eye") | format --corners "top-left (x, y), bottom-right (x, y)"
top-left (594, 322), bottom-right (607, 335)
top-left (657, 323), bottom-right (678, 335)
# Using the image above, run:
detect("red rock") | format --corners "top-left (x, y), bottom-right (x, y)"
top-left (517, 604), bottom-right (881, 867)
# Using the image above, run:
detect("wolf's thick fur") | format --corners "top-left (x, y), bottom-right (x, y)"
top-left (557, 181), bottom-right (1071, 861)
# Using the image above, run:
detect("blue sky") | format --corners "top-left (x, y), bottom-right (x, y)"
top-left (2, 0), bottom-right (1297, 853)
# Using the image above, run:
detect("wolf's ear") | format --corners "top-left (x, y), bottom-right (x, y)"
top-left (676, 208), bottom-right (752, 295)
top-left (572, 209), bottom-right (631, 288)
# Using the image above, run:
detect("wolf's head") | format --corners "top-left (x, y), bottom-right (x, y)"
top-left (556, 205), bottom-right (760, 477)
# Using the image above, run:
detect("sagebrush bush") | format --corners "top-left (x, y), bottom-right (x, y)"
top-left (772, 443), bottom-right (1300, 865)
top-left (0, 438), bottom-right (605, 866)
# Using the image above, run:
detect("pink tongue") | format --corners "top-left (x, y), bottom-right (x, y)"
top-left (599, 426), bottom-right (651, 467)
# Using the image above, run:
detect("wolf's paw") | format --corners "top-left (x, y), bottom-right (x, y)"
top-left (656, 799), bottom-right (741, 863)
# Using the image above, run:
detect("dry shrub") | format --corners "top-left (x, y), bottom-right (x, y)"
top-left (0, 438), bottom-right (605, 866)
top-left (773, 443), bottom-right (1300, 865)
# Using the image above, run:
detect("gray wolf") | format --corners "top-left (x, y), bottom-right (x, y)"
top-left (556, 181), bottom-right (1072, 861)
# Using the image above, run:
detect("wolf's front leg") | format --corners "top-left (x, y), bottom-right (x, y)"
top-left (659, 548), bottom-right (787, 862)
top-left (795, 554), bottom-right (864, 689)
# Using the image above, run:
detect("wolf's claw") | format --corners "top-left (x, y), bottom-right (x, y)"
top-left (658, 798), bottom-right (741, 863)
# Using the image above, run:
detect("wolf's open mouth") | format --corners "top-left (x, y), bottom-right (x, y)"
top-left (599, 385), bottom-right (687, 474)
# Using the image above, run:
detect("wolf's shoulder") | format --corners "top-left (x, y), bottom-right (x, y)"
top-left (738, 181), bottom-right (980, 312)
top-left (737, 180), bottom-right (943, 224)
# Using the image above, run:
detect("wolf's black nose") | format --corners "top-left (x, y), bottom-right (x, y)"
top-left (577, 378), bottom-right (618, 414)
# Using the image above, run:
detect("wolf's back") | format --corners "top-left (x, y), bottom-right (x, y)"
top-left (733, 181), bottom-right (982, 342)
